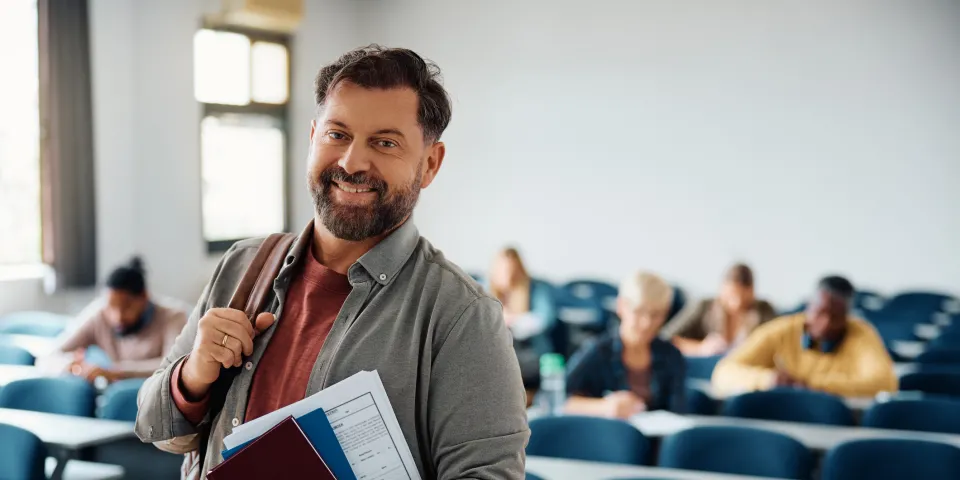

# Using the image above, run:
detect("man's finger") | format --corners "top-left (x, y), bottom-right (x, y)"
top-left (208, 308), bottom-right (255, 337)
top-left (254, 312), bottom-right (276, 335)
top-left (213, 322), bottom-right (255, 356)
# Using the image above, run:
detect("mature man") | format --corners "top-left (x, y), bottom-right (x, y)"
top-left (712, 275), bottom-right (897, 397)
top-left (135, 46), bottom-right (529, 479)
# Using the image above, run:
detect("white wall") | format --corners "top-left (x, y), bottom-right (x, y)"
top-left (0, 0), bottom-right (363, 316)
top-left (359, 0), bottom-right (960, 307)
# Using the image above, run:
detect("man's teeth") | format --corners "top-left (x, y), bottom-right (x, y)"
top-left (338, 184), bottom-right (373, 193)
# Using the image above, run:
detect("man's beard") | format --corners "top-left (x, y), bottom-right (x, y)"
top-left (309, 165), bottom-right (422, 241)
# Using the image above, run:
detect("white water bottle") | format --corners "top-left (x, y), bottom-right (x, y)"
top-left (539, 353), bottom-right (566, 416)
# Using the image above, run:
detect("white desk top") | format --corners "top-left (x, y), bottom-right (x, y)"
top-left (45, 458), bottom-right (124, 480)
top-left (2, 334), bottom-right (60, 357)
top-left (892, 340), bottom-right (925, 360)
top-left (0, 364), bottom-right (44, 386)
top-left (526, 456), bottom-right (787, 480)
top-left (630, 412), bottom-right (960, 451)
top-left (0, 408), bottom-right (135, 450)
top-left (914, 323), bottom-right (941, 341)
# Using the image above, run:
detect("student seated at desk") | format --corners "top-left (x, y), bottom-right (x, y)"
top-left (53, 257), bottom-right (187, 383)
top-left (712, 275), bottom-right (897, 397)
top-left (565, 271), bottom-right (686, 419)
top-left (663, 263), bottom-right (776, 356)
top-left (488, 247), bottom-right (556, 389)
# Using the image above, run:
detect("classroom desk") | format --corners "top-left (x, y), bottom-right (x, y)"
top-left (915, 323), bottom-right (941, 341)
top-left (630, 411), bottom-right (960, 451)
top-left (0, 408), bottom-right (135, 480)
top-left (526, 456), bottom-right (788, 480)
top-left (1, 333), bottom-right (60, 357)
top-left (44, 458), bottom-right (125, 480)
top-left (0, 364), bottom-right (44, 387)
top-left (892, 340), bottom-right (925, 360)
top-left (686, 378), bottom-right (880, 413)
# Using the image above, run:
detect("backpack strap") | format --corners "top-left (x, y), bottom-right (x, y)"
top-left (192, 232), bottom-right (297, 478)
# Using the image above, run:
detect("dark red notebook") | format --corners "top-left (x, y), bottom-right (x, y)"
top-left (207, 416), bottom-right (335, 480)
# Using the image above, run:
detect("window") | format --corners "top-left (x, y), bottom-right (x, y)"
top-left (194, 28), bottom-right (290, 252)
top-left (0, 0), bottom-right (41, 265)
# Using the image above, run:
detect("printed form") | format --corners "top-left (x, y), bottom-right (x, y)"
top-left (223, 371), bottom-right (421, 480)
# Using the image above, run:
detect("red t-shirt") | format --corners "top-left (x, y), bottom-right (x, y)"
top-left (171, 247), bottom-right (351, 424)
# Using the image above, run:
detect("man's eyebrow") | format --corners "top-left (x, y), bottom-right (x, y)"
top-left (373, 128), bottom-right (406, 139)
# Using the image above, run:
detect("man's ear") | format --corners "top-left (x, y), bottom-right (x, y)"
top-left (419, 142), bottom-right (446, 189)
top-left (310, 119), bottom-right (317, 143)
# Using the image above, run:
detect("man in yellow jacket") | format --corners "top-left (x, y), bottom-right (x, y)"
top-left (712, 275), bottom-right (898, 398)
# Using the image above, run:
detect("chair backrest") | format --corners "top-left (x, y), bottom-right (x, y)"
top-left (658, 426), bottom-right (813, 479)
top-left (900, 372), bottom-right (960, 398)
top-left (722, 389), bottom-right (855, 426)
top-left (0, 311), bottom-right (71, 337)
top-left (917, 347), bottom-right (960, 365)
top-left (0, 423), bottom-right (48, 480)
top-left (684, 386), bottom-right (719, 415)
top-left (667, 286), bottom-right (686, 321)
top-left (884, 292), bottom-right (960, 316)
top-left (862, 397), bottom-right (960, 435)
top-left (0, 376), bottom-right (97, 416)
top-left (684, 355), bottom-right (722, 381)
top-left (0, 344), bottom-right (35, 366)
top-left (822, 439), bottom-right (960, 480)
top-left (98, 378), bottom-right (146, 421)
top-left (527, 416), bottom-right (651, 465)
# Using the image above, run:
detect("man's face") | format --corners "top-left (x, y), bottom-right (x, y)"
top-left (104, 289), bottom-right (147, 329)
top-left (805, 290), bottom-right (849, 342)
top-left (617, 297), bottom-right (668, 346)
top-left (307, 82), bottom-right (445, 241)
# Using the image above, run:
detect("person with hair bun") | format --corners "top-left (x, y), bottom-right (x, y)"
top-left (55, 256), bottom-right (188, 382)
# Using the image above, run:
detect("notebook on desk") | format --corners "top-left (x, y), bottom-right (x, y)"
top-left (208, 416), bottom-right (335, 480)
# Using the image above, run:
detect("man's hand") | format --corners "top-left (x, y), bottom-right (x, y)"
top-left (181, 309), bottom-right (275, 399)
top-left (603, 391), bottom-right (647, 419)
top-left (70, 362), bottom-right (120, 383)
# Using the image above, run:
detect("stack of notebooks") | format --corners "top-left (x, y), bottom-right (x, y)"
top-left (210, 370), bottom-right (421, 480)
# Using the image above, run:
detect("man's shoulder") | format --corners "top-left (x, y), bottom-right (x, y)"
top-left (409, 237), bottom-right (492, 305)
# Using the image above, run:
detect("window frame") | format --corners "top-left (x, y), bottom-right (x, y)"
top-left (196, 25), bottom-right (293, 254)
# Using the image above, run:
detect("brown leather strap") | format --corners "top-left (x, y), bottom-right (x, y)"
top-left (242, 233), bottom-right (296, 318)
top-left (227, 233), bottom-right (288, 317)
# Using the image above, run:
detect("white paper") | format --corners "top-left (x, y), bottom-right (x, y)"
top-left (628, 410), bottom-right (695, 437)
top-left (224, 370), bottom-right (421, 480)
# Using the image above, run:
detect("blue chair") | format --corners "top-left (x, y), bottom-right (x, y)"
top-left (525, 474), bottom-right (544, 480)
top-left (0, 377), bottom-right (96, 417)
top-left (854, 290), bottom-right (886, 312)
top-left (0, 344), bottom-right (34, 366)
top-left (558, 280), bottom-right (617, 327)
top-left (822, 439), bottom-right (960, 480)
top-left (722, 389), bottom-right (855, 426)
top-left (98, 378), bottom-right (146, 421)
top-left (900, 372), bottom-right (960, 398)
top-left (527, 416), bottom-right (651, 465)
top-left (917, 347), bottom-right (960, 366)
top-left (863, 397), bottom-right (960, 435)
top-left (668, 285), bottom-right (686, 321)
top-left (684, 385), bottom-right (719, 415)
top-left (0, 311), bottom-right (71, 337)
top-left (0, 423), bottom-right (47, 480)
top-left (884, 292), bottom-right (960, 315)
top-left (684, 355), bottom-right (722, 381)
top-left (658, 426), bottom-right (813, 479)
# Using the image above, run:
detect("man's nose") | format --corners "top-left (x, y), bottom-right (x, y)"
top-left (339, 143), bottom-right (372, 175)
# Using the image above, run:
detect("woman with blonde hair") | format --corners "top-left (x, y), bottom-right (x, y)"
top-left (565, 271), bottom-right (687, 418)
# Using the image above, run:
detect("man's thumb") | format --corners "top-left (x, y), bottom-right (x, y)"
top-left (254, 312), bottom-right (276, 334)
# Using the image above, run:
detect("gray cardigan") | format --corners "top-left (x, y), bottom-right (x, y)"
top-left (134, 220), bottom-right (529, 479)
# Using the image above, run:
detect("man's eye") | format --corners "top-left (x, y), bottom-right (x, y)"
top-left (327, 131), bottom-right (346, 140)
top-left (377, 140), bottom-right (397, 148)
